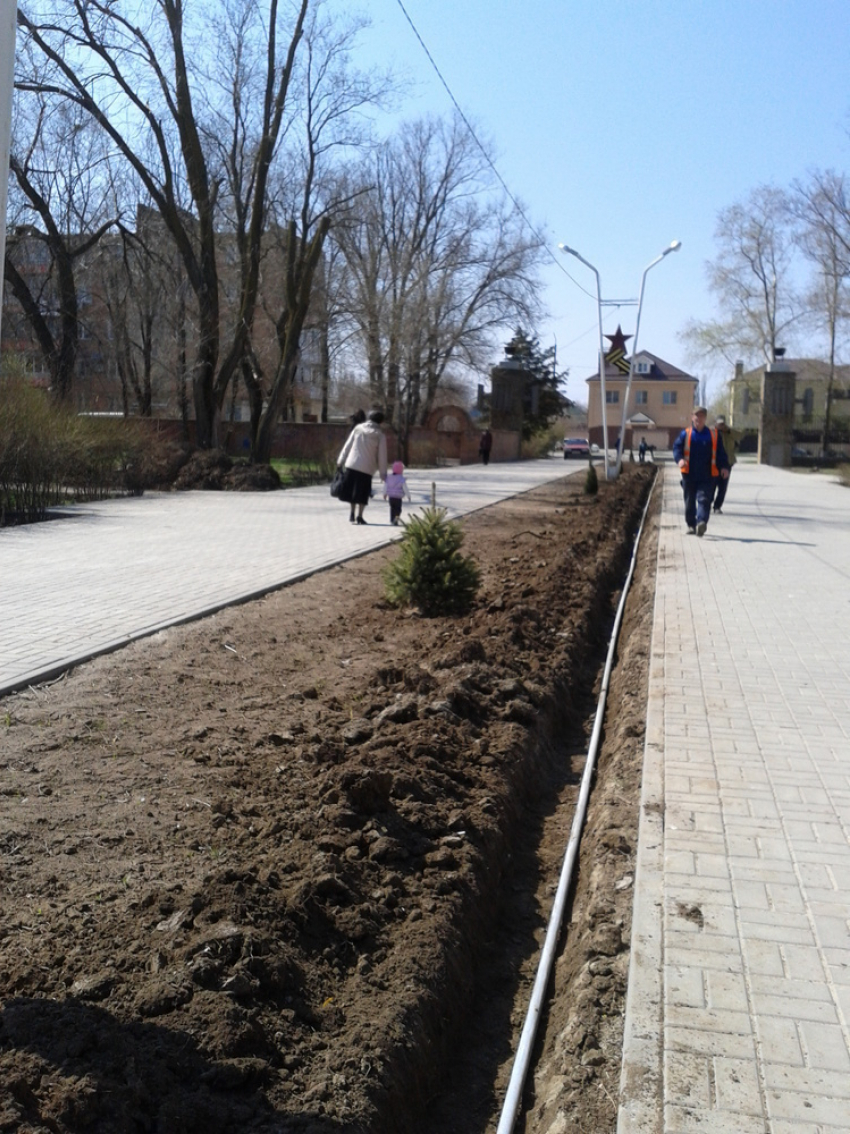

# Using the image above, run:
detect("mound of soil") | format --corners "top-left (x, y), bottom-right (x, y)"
top-left (0, 465), bottom-right (655, 1133)
top-left (170, 451), bottom-right (282, 492)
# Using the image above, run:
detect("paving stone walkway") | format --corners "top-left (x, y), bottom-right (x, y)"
top-left (0, 458), bottom-right (577, 697)
top-left (619, 461), bottom-right (850, 1134)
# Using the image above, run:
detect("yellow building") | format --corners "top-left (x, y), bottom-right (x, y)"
top-left (729, 359), bottom-right (850, 456)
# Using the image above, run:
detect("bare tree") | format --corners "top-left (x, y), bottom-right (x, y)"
top-left (682, 184), bottom-right (802, 370)
top-left (16, 0), bottom-right (318, 449)
top-left (789, 169), bottom-right (850, 454)
top-left (202, 3), bottom-right (389, 459)
top-left (16, 0), bottom-right (391, 456)
top-left (331, 114), bottom-right (545, 459)
top-left (93, 215), bottom-right (181, 418)
top-left (5, 91), bottom-right (117, 399)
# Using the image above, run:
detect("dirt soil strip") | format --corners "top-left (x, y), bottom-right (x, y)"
top-left (0, 465), bottom-right (655, 1134)
top-left (406, 474), bottom-right (661, 1134)
top-left (520, 481), bottom-right (660, 1134)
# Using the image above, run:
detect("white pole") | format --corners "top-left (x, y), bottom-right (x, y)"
top-left (593, 264), bottom-right (610, 481)
top-left (615, 241), bottom-right (682, 476)
top-left (558, 245), bottom-right (609, 480)
top-left (616, 258), bottom-right (657, 477)
top-left (0, 1), bottom-right (18, 347)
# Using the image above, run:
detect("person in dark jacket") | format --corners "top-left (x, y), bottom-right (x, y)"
top-left (712, 415), bottom-right (743, 513)
top-left (672, 406), bottom-right (729, 537)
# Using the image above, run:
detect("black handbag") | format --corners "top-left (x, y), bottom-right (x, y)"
top-left (330, 467), bottom-right (345, 498)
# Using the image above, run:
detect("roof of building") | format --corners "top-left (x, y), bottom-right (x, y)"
top-left (585, 351), bottom-right (698, 383)
top-left (736, 359), bottom-right (850, 385)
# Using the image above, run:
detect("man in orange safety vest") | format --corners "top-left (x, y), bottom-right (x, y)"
top-left (672, 406), bottom-right (730, 537)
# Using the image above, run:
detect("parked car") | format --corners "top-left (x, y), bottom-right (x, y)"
top-left (790, 446), bottom-right (843, 468)
top-left (563, 437), bottom-right (591, 459)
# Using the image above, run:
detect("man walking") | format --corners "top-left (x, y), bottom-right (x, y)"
top-left (673, 406), bottom-right (729, 537)
top-left (712, 415), bottom-right (742, 513)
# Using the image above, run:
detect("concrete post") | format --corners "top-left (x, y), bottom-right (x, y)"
top-left (758, 362), bottom-right (796, 466)
top-left (489, 357), bottom-right (527, 432)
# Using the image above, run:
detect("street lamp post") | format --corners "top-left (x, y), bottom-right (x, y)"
top-left (615, 240), bottom-right (682, 474)
top-left (0, 2), bottom-right (18, 346)
top-left (558, 243), bottom-right (610, 480)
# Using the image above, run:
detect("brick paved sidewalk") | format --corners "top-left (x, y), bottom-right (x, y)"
top-left (0, 459), bottom-right (577, 697)
top-left (619, 462), bottom-right (850, 1133)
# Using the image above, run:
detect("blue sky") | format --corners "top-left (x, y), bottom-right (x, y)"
top-left (348, 0), bottom-right (850, 404)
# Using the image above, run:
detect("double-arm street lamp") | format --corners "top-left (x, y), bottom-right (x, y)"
top-left (557, 243), bottom-right (610, 479)
top-left (558, 239), bottom-right (682, 479)
top-left (615, 240), bottom-right (681, 474)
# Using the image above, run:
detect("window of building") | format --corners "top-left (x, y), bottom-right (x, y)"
top-left (741, 387), bottom-right (750, 414)
top-left (635, 390), bottom-right (648, 405)
top-left (662, 390), bottom-right (677, 405)
top-left (769, 384), bottom-right (793, 415)
top-left (605, 390), bottom-right (620, 404)
top-left (802, 387), bottom-right (814, 421)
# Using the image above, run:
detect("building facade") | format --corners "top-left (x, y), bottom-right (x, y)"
top-left (586, 349), bottom-right (699, 451)
top-left (728, 359), bottom-right (850, 456)
top-left (1, 213), bottom-right (329, 424)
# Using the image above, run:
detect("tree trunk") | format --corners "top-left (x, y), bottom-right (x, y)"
top-left (320, 318), bottom-right (330, 423)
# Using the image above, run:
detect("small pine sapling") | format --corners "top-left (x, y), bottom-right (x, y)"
top-left (383, 507), bottom-right (480, 616)
top-left (584, 462), bottom-right (598, 495)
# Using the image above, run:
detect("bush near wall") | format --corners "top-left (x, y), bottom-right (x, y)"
top-left (0, 374), bottom-right (171, 525)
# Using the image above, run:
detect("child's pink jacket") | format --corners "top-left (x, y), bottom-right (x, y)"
top-left (383, 472), bottom-right (410, 500)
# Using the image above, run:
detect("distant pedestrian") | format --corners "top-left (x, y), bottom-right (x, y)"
top-left (336, 410), bottom-right (388, 524)
top-left (638, 437), bottom-right (647, 463)
top-left (383, 460), bottom-right (412, 526)
top-left (712, 415), bottom-right (743, 514)
top-left (672, 406), bottom-right (729, 537)
top-left (479, 428), bottom-right (493, 465)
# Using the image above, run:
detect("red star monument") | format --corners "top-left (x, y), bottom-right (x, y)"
top-left (604, 325), bottom-right (633, 356)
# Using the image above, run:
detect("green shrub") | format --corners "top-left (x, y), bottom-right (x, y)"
top-left (0, 371), bottom-right (169, 524)
top-left (520, 427), bottom-right (560, 458)
top-left (383, 507), bottom-right (480, 616)
top-left (584, 462), bottom-right (599, 495)
top-left (271, 448), bottom-right (337, 487)
top-left (0, 374), bottom-right (62, 522)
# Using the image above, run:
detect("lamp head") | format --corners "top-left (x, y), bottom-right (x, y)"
top-left (558, 242), bottom-right (576, 256)
top-left (665, 240), bottom-right (682, 254)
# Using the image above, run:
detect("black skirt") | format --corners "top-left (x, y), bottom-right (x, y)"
top-left (338, 467), bottom-right (373, 506)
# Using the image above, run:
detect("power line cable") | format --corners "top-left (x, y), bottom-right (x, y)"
top-left (393, 0), bottom-right (598, 302)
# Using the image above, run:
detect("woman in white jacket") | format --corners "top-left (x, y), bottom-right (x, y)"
top-left (336, 410), bottom-right (388, 524)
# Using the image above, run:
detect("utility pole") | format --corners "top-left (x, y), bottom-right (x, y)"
top-left (0, 2), bottom-right (18, 345)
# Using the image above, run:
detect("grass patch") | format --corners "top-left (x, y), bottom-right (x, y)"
top-left (271, 455), bottom-right (335, 488)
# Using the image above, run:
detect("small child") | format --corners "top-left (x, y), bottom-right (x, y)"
top-left (383, 460), bottom-right (411, 525)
